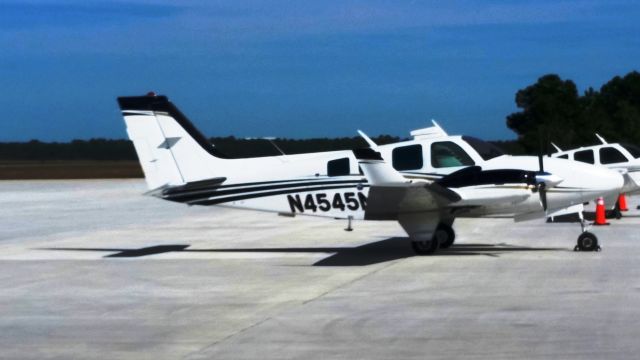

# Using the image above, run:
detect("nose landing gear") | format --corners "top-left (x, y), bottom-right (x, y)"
top-left (574, 213), bottom-right (601, 252)
top-left (575, 232), bottom-right (600, 252)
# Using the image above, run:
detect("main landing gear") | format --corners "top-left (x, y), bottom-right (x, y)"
top-left (411, 223), bottom-right (455, 255)
top-left (574, 214), bottom-right (601, 252)
top-left (436, 223), bottom-right (456, 249)
top-left (411, 238), bottom-right (439, 255)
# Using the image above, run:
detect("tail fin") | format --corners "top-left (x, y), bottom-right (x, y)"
top-left (117, 94), bottom-right (226, 190)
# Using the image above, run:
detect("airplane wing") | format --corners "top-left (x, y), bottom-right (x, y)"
top-left (354, 148), bottom-right (459, 218)
top-left (354, 148), bottom-right (537, 242)
top-left (354, 148), bottom-right (459, 241)
top-left (364, 181), bottom-right (461, 220)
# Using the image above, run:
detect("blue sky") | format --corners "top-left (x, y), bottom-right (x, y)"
top-left (1, 0), bottom-right (639, 141)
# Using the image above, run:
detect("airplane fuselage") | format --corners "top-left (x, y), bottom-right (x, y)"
top-left (157, 134), bottom-right (622, 221)
top-left (551, 142), bottom-right (640, 194)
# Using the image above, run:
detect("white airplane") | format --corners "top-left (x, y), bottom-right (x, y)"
top-left (117, 94), bottom-right (624, 254)
top-left (550, 134), bottom-right (640, 195)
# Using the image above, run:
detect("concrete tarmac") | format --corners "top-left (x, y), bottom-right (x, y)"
top-left (1, 180), bottom-right (640, 359)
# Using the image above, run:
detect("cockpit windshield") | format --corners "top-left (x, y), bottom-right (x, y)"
top-left (621, 143), bottom-right (640, 159)
top-left (462, 136), bottom-right (505, 160)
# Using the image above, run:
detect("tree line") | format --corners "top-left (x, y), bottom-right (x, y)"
top-left (507, 71), bottom-right (640, 153)
top-left (1, 70), bottom-right (638, 160)
top-left (0, 136), bottom-right (402, 161)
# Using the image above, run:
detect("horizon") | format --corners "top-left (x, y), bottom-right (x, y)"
top-left (1, 1), bottom-right (639, 142)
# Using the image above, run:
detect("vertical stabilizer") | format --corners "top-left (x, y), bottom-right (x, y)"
top-left (117, 94), bottom-right (227, 190)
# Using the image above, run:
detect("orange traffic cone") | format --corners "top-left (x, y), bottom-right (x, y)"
top-left (618, 193), bottom-right (629, 212)
top-left (594, 197), bottom-right (609, 226)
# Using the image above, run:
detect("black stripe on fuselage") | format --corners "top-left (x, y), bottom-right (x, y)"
top-left (189, 184), bottom-right (371, 206)
top-left (214, 177), bottom-right (365, 190)
top-left (402, 171), bottom-right (444, 178)
top-left (164, 179), bottom-right (367, 203)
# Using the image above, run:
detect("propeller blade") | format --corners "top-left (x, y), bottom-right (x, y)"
top-left (534, 173), bottom-right (563, 212)
top-left (540, 184), bottom-right (548, 211)
top-left (537, 135), bottom-right (544, 173)
top-left (538, 153), bottom-right (544, 173)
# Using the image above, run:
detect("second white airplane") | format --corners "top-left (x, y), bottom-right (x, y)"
top-left (117, 94), bottom-right (624, 254)
top-left (550, 134), bottom-right (640, 195)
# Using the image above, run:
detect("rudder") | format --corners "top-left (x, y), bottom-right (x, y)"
top-left (117, 94), bottom-right (226, 190)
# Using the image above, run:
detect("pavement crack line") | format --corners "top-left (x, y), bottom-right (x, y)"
top-left (182, 316), bottom-right (274, 360)
top-left (300, 260), bottom-right (399, 306)
top-left (183, 259), bottom-right (400, 359)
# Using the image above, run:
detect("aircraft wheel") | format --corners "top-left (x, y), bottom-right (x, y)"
top-left (411, 239), bottom-right (439, 255)
top-left (436, 223), bottom-right (456, 249)
top-left (576, 232), bottom-right (599, 252)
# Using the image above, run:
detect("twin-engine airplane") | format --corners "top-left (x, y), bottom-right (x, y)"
top-left (117, 94), bottom-right (623, 254)
top-left (550, 134), bottom-right (640, 195)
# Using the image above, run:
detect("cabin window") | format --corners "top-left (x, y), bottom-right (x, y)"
top-left (557, 154), bottom-right (569, 159)
top-left (392, 145), bottom-right (423, 171)
top-left (327, 158), bottom-right (350, 176)
top-left (431, 141), bottom-right (475, 168)
top-left (462, 136), bottom-right (504, 160)
top-left (599, 147), bottom-right (628, 164)
top-left (574, 150), bottom-right (594, 164)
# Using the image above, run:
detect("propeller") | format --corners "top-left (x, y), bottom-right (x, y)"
top-left (535, 128), bottom-right (563, 212)
top-left (537, 164), bottom-right (548, 210)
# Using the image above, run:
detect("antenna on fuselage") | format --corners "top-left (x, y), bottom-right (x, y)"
top-left (430, 119), bottom-right (445, 133)
top-left (551, 142), bottom-right (562, 153)
top-left (244, 137), bottom-right (286, 155)
top-left (357, 130), bottom-right (379, 149)
top-left (595, 133), bottom-right (608, 144)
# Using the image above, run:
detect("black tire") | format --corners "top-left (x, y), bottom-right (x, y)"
top-left (436, 224), bottom-right (456, 249)
top-left (411, 238), bottom-right (439, 255)
top-left (577, 232), bottom-right (599, 252)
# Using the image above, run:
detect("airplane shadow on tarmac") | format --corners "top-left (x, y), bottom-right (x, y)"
top-left (40, 238), bottom-right (565, 266)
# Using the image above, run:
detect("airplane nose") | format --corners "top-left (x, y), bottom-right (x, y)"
top-left (590, 166), bottom-right (624, 198)
top-left (543, 158), bottom-right (625, 209)
top-left (606, 167), bottom-right (624, 192)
